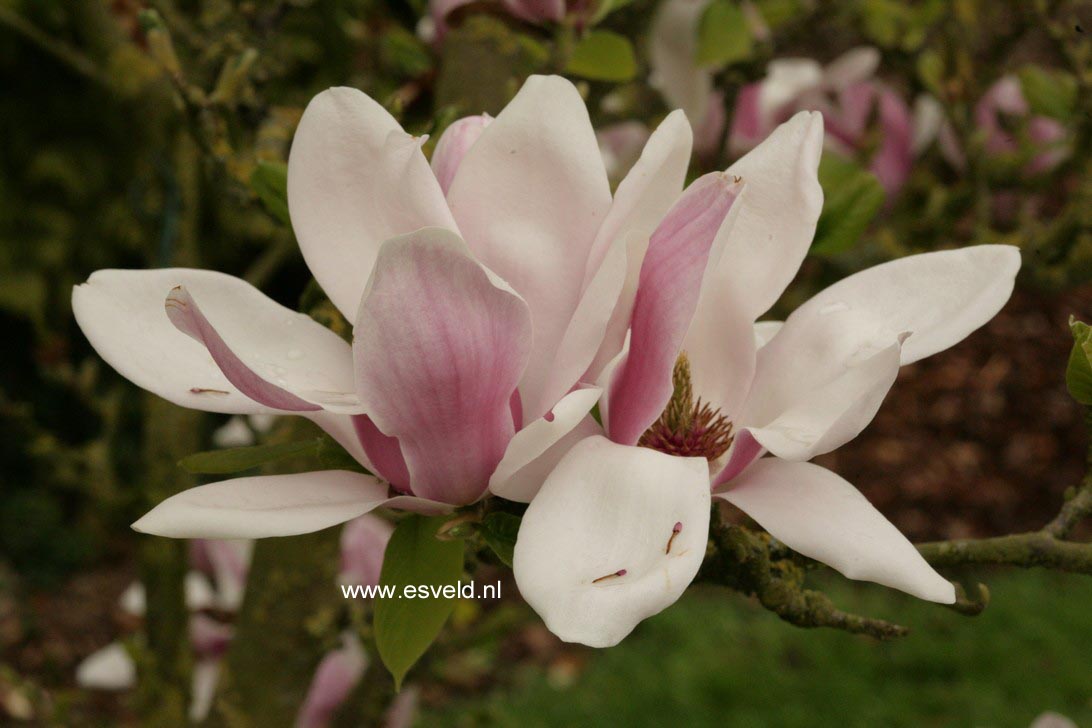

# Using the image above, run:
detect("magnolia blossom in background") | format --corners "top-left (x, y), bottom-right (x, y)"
top-left (976, 75), bottom-right (1069, 174)
top-left (597, 121), bottom-right (652, 184)
top-left (512, 111), bottom-right (1021, 647)
top-left (72, 74), bottom-right (706, 539)
top-left (75, 539), bottom-right (252, 721)
top-left (427, 0), bottom-right (567, 42)
top-left (76, 518), bottom-right (396, 726)
top-left (648, 0), bottom-right (736, 159)
top-left (728, 47), bottom-right (925, 197)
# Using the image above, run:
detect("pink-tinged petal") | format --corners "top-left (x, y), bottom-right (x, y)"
top-left (976, 76), bottom-right (1028, 156)
top-left (822, 46), bottom-right (880, 89)
top-left (489, 386), bottom-right (602, 502)
top-left (741, 337), bottom-right (903, 461)
top-left (597, 121), bottom-right (652, 183)
top-left (353, 228), bottom-right (532, 504)
top-left (380, 495), bottom-right (456, 515)
top-left (824, 81), bottom-right (874, 149)
top-left (351, 415), bottom-right (411, 492)
top-left (1027, 115), bottom-right (1069, 173)
top-left (339, 514), bottom-right (394, 588)
top-left (585, 111), bottom-right (693, 381)
top-left (718, 459), bottom-right (955, 603)
top-left (296, 633), bottom-right (368, 728)
top-left (728, 82), bottom-right (767, 155)
top-left (76, 643), bottom-right (135, 691)
top-left (717, 112), bottom-right (825, 320)
top-left (513, 436), bottom-right (710, 647)
top-left (605, 173), bottom-right (743, 445)
top-left (383, 686), bottom-right (420, 728)
top-left (189, 659), bottom-right (221, 723)
top-left (447, 75), bottom-right (611, 423)
top-left (711, 428), bottom-right (763, 489)
top-left (501, 0), bottom-right (565, 23)
top-left (649, 0), bottom-right (713, 122)
top-left (73, 269), bottom-right (358, 415)
top-left (429, 0), bottom-right (476, 40)
top-left (759, 59), bottom-right (823, 121)
top-left (131, 471), bottom-right (391, 539)
top-left (185, 572), bottom-right (217, 611)
top-left (431, 114), bottom-right (493, 195)
top-left (203, 539), bottom-right (252, 612)
top-left (287, 87), bottom-right (458, 319)
top-left (693, 90), bottom-right (726, 160)
top-left (166, 285), bottom-right (320, 412)
top-left (190, 614), bottom-right (234, 659)
top-left (307, 411), bottom-right (376, 472)
top-left (869, 87), bottom-right (913, 197)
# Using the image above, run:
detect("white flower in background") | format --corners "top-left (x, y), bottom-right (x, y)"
top-left (512, 110), bottom-right (1021, 647)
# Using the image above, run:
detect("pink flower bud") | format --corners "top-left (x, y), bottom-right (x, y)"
top-left (500, 0), bottom-right (565, 24)
top-left (338, 514), bottom-right (394, 588)
top-left (430, 114), bottom-right (492, 195)
top-left (296, 633), bottom-right (367, 728)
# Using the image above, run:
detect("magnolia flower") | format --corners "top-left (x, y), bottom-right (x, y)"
top-left (428, 0), bottom-right (566, 41)
top-left (648, 0), bottom-right (732, 158)
top-left (728, 47), bottom-right (921, 197)
top-left (512, 111), bottom-right (1021, 647)
top-left (976, 75), bottom-right (1069, 174)
top-left (74, 74), bottom-right (701, 538)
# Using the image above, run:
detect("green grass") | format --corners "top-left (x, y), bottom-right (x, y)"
top-left (422, 570), bottom-right (1092, 727)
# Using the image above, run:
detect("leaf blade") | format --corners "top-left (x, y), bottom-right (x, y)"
top-left (374, 515), bottom-right (465, 689)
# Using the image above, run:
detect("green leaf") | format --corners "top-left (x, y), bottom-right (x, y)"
top-left (178, 438), bottom-right (324, 475)
top-left (249, 161), bottom-right (290, 226)
top-left (1017, 66), bottom-right (1077, 121)
top-left (479, 512), bottom-right (521, 566)
top-left (375, 516), bottom-right (465, 689)
top-left (565, 31), bottom-right (637, 82)
top-left (590, 0), bottom-right (636, 24)
top-left (1066, 317), bottom-right (1092, 405)
top-left (697, 0), bottom-right (753, 67)
top-left (812, 153), bottom-right (885, 256)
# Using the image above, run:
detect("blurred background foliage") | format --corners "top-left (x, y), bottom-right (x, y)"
top-left (0, 0), bottom-right (1089, 724)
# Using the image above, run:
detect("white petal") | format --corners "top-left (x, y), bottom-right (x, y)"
top-left (717, 111), bottom-right (825, 319)
top-left (649, 0), bottom-right (713, 121)
top-left (189, 659), bottom-right (222, 723)
top-left (719, 459), bottom-right (955, 603)
top-left (822, 47), bottom-right (880, 89)
top-left (131, 471), bottom-right (391, 539)
top-left (513, 436), bottom-right (710, 647)
top-left (741, 337), bottom-right (903, 461)
top-left (490, 416), bottom-right (602, 503)
top-left (185, 571), bottom-right (217, 611)
top-left (783, 245), bottom-right (1021, 366)
top-left (76, 643), bottom-right (136, 691)
top-left (72, 269), bottom-right (356, 415)
top-left (489, 386), bottom-right (602, 502)
top-left (753, 320), bottom-right (783, 348)
top-left (287, 87), bottom-right (458, 319)
top-left (760, 59), bottom-right (823, 119)
top-left (118, 581), bottom-right (146, 616)
top-left (447, 76), bottom-right (611, 422)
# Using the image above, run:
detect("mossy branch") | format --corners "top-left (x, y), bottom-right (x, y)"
top-left (699, 515), bottom-right (911, 640)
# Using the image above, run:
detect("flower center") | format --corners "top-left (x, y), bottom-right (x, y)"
top-left (638, 353), bottom-right (734, 461)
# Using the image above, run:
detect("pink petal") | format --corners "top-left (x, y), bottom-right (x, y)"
top-left (296, 633), bottom-right (368, 728)
top-left (501, 0), bottom-right (565, 23)
top-left (605, 173), bottom-right (743, 445)
top-left (353, 228), bottom-right (532, 504)
top-left (339, 514), bottom-right (394, 588)
top-left (190, 614), bottom-right (234, 659)
top-left (166, 285), bottom-right (322, 412)
top-left (728, 82), bottom-right (766, 155)
top-left (351, 415), bottom-right (411, 492)
top-left (447, 75), bottom-right (611, 423)
top-left (430, 114), bottom-right (493, 195)
top-left (869, 87), bottom-right (913, 197)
